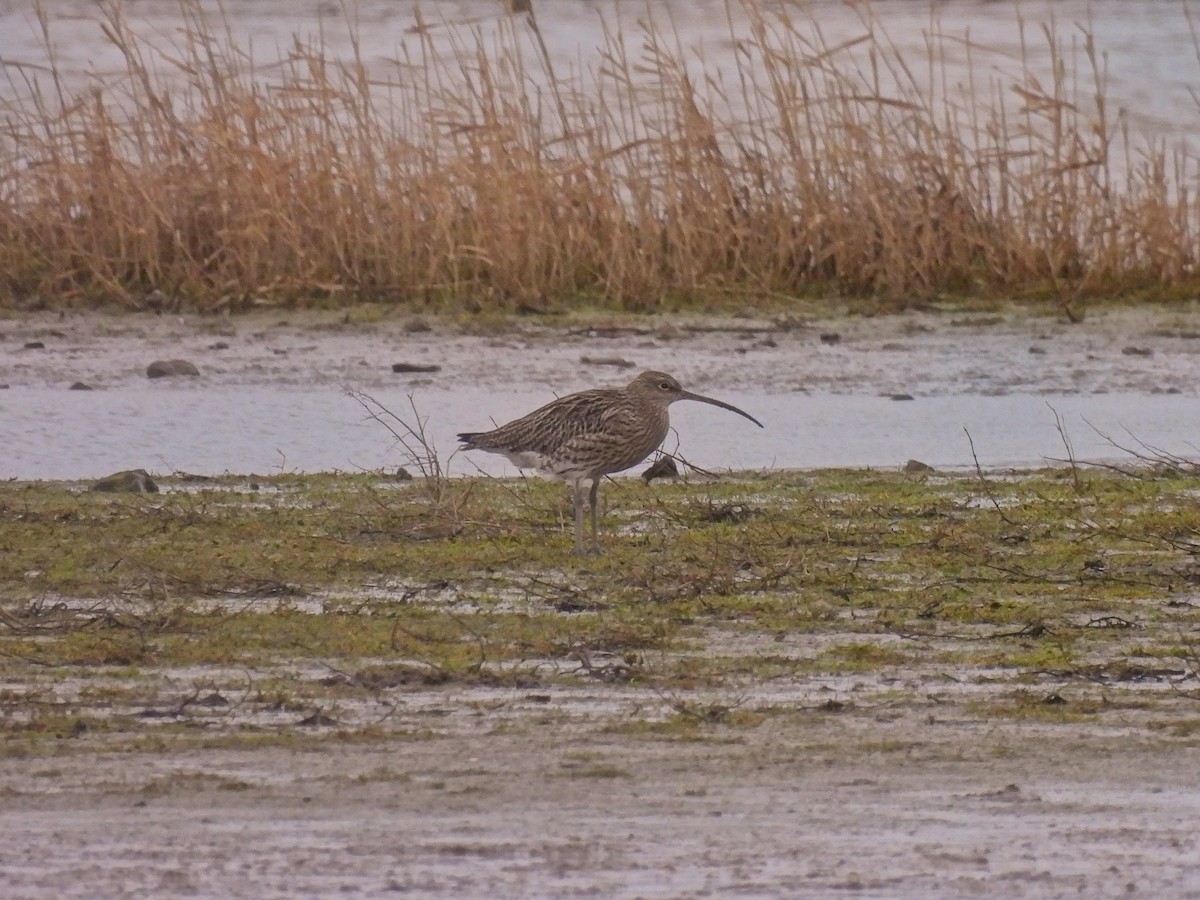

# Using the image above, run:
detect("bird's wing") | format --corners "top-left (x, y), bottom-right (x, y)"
top-left (472, 389), bottom-right (625, 456)
top-left (542, 405), bottom-right (658, 478)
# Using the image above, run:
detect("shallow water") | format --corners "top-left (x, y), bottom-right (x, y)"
top-left (4, 382), bottom-right (1199, 480)
top-left (4, 305), bottom-right (1200, 480)
top-left (2, 0), bottom-right (1198, 141)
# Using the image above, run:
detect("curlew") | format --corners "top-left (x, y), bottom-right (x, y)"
top-left (458, 370), bottom-right (763, 555)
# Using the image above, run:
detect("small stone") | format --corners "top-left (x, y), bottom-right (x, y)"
top-left (394, 467), bottom-right (413, 482)
top-left (580, 356), bottom-right (635, 369)
top-left (819, 332), bottom-right (841, 344)
top-left (146, 359), bottom-right (200, 378)
top-left (642, 456), bottom-right (679, 483)
top-left (69, 382), bottom-right (94, 391)
top-left (22, 341), bottom-right (45, 350)
top-left (890, 393), bottom-right (915, 401)
top-left (903, 459), bottom-right (935, 473)
top-left (209, 341), bottom-right (230, 350)
top-left (298, 712), bottom-right (339, 727)
top-left (1122, 346), bottom-right (1153, 357)
top-left (1028, 346), bottom-right (1047, 355)
top-left (91, 469), bottom-right (159, 493)
top-left (391, 362), bottom-right (441, 373)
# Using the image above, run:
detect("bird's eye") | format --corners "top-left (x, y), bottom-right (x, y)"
top-left (659, 381), bottom-right (672, 390)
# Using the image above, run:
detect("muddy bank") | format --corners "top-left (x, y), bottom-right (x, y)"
top-left (4, 305), bottom-right (1200, 396)
top-left (3, 710), bottom-right (1199, 898)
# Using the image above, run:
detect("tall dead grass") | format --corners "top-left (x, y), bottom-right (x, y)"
top-left (1, 0), bottom-right (1198, 312)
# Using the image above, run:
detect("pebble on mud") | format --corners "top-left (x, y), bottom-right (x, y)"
top-left (91, 469), bottom-right (159, 493)
top-left (904, 459), bottom-right (936, 473)
top-left (298, 712), bottom-right (339, 727)
top-left (581, 355), bottom-right (635, 369)
top-left (69, 382), bottom-right (94, 391)
top-left (642, 455), bottom-right (679, 483)
top-left (391, 362), bottom-right (441, 373)
top-left (146, 359), bottom-right (200, 378)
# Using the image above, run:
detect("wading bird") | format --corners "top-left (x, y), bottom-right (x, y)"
top-left (458, 370), bottom-right (763, 554)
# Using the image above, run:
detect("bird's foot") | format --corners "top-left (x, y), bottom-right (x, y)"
top-left (574, 543), bottom-right (602, 558)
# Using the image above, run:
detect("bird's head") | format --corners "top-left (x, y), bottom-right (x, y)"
top-left (628, 371), bottom-right (763, 427)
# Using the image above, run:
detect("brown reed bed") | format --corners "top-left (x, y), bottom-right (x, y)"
top-left (1, 0), bottom-right (1198, 314)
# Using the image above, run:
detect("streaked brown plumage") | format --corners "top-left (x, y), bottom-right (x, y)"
top-left (458, 370), bottom-right (763, 554)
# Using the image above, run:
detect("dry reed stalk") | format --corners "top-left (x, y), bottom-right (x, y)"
top-left (0, 0), bottom-right (1198, 311)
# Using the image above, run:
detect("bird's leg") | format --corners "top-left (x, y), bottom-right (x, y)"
top-left (572, 480), bottom-right (586, 555)
top-left (571, 480), bottom-right (601, 557)
top-left (588, 479), bottom-right (601, 555)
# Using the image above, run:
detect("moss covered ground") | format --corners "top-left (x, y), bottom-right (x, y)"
top-left (2, 465), bottom-right (1198, 756)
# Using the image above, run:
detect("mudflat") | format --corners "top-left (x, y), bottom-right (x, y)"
top-left (2, 307), bottom-right (1200, 897)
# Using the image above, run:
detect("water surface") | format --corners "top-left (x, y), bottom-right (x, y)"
top-left (2, 0), bottom-right (1198, 140)
top-left (5, 383), bottom-right (1198, 480)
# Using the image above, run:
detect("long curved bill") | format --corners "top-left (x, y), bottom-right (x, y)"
top-left (679, 391), bottom-right (764, 428)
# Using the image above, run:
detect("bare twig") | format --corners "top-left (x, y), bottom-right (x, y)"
top-left (347, 388), bottom-right (458, 510)
top-left (963, 427), bottom-right (1018, 526)
top-left (1047, 404), bottom-right (1081, 492)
